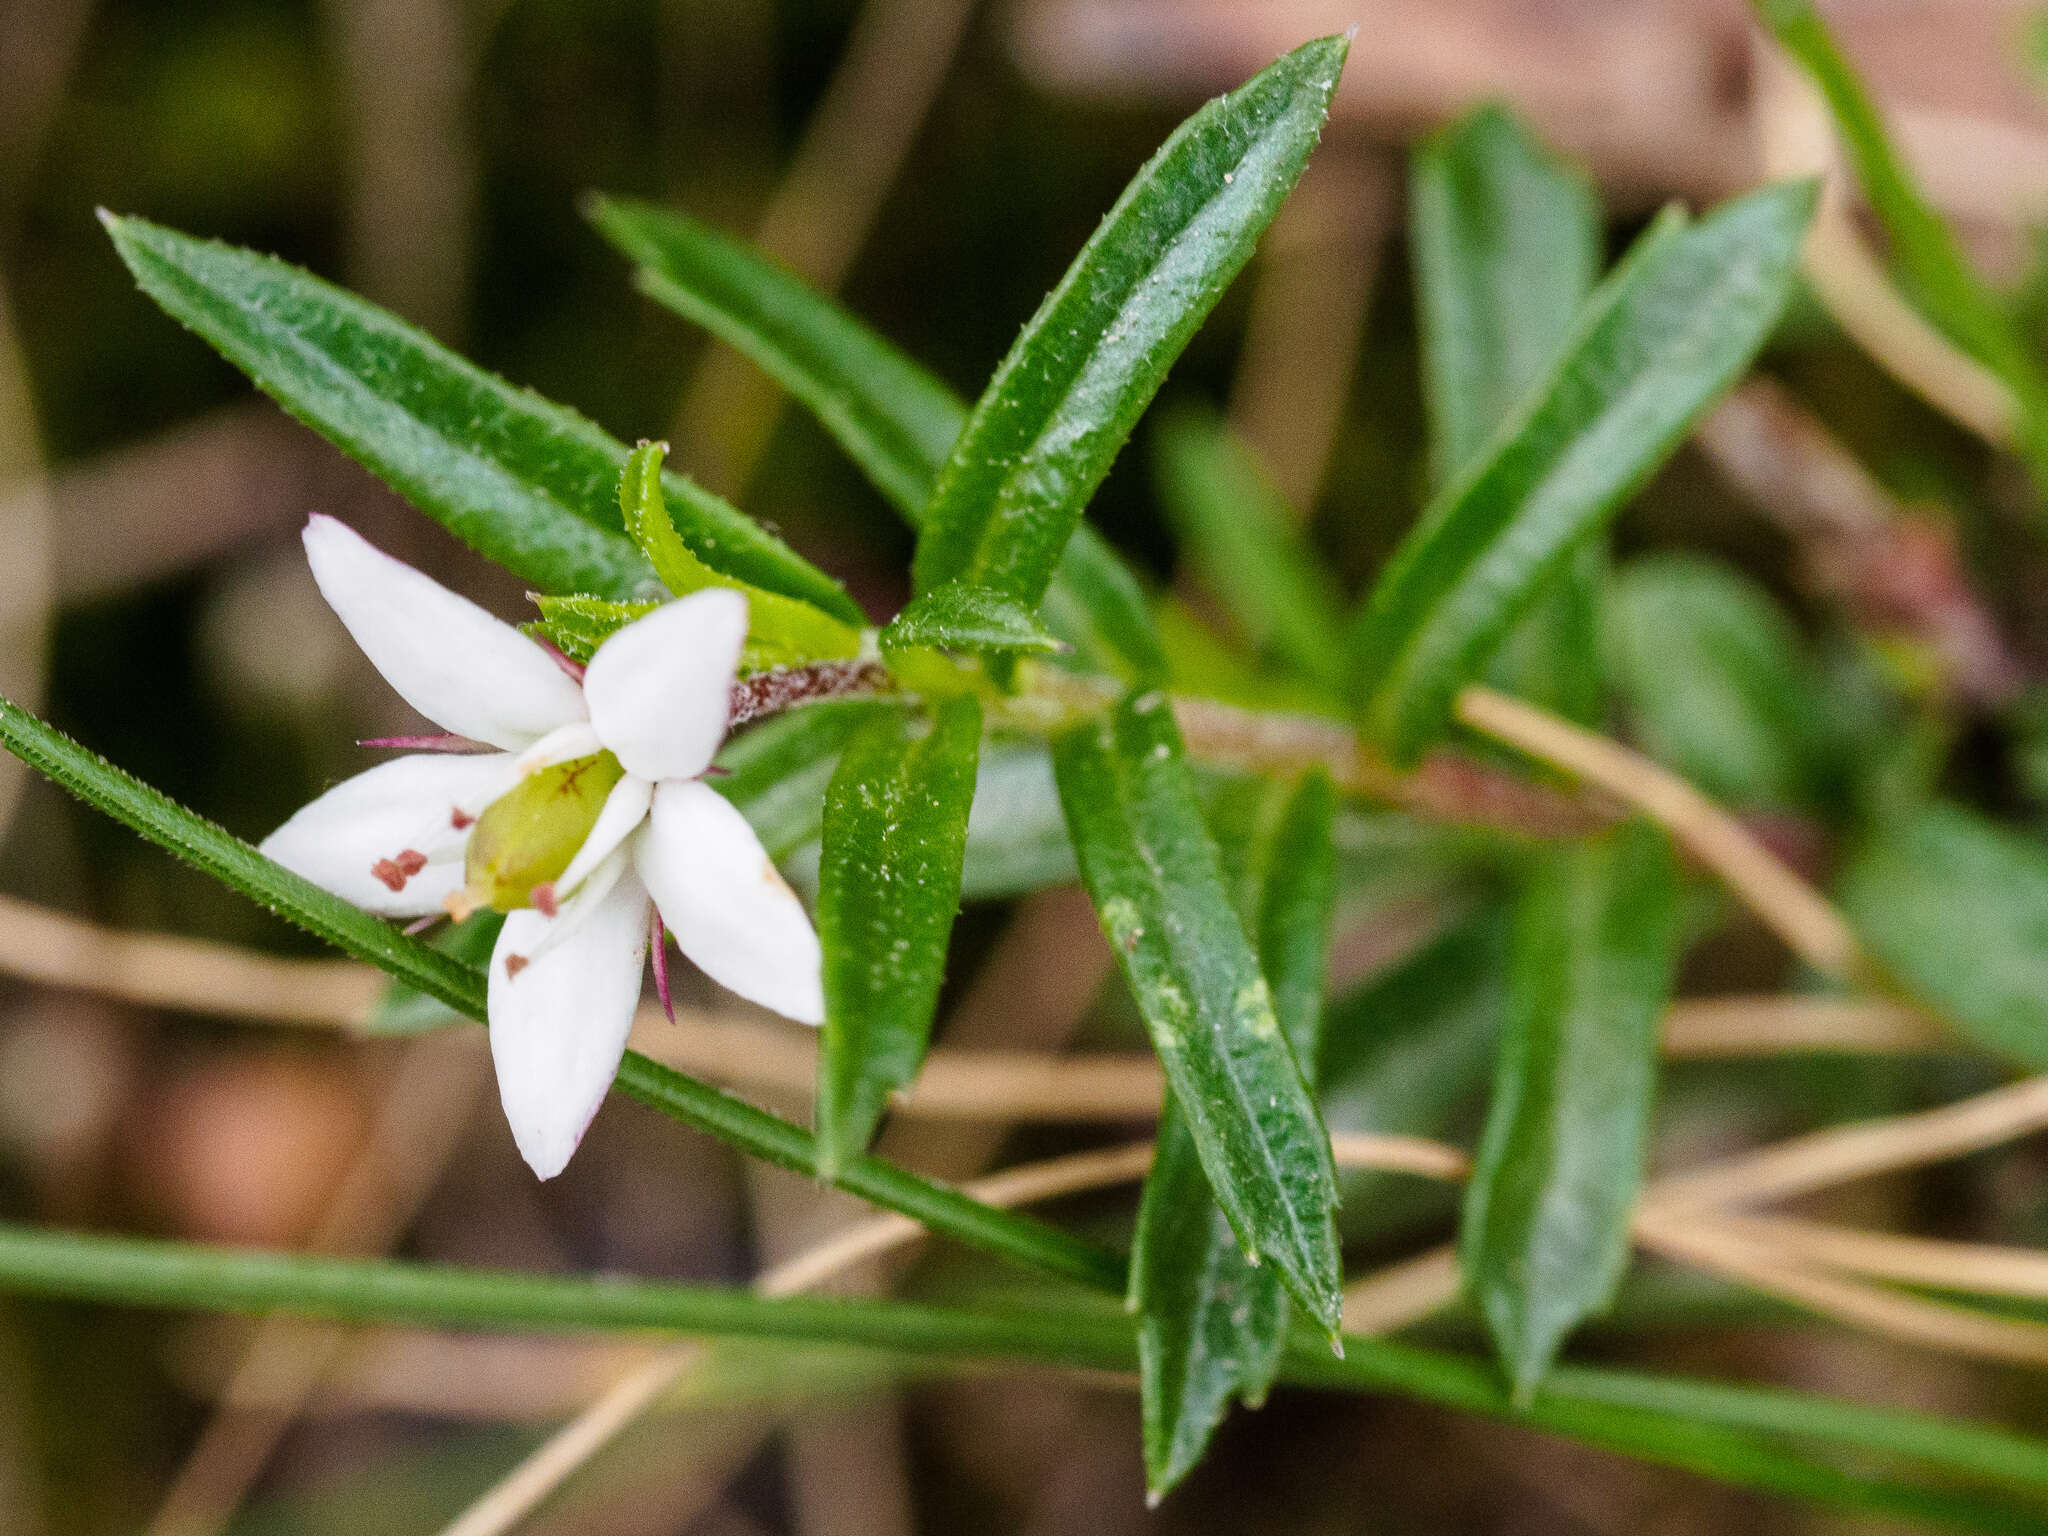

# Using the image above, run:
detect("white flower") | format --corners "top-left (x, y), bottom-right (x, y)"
top-left (262, 515), bottom-right (823, 1178)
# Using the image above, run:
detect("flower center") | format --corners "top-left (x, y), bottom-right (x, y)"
top-left (461, 751), bottom-right (624, 913)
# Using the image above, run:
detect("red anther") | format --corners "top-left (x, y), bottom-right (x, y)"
top-left (504, 954), bottom-right (530, 978)
top-left (530, 882), bottom-right (559, 918)
top-left (450, 807), bottom-right (475, 830)
top-left (395, 849), bottom-right (428, 876)
top-left (371, 858), bottom-right (407, 892)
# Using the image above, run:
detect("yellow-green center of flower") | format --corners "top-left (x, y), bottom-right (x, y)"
top-left (463, 751), bottom-right (625, 913)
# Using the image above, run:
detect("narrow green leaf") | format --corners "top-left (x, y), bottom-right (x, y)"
top-left (3, 1224), bottom-right (2047, 1531)
top-left (911, 36), bottom-right (1349, 607)
top-left (0, 694), bottom-right (1123, 1297)
top-left (1132, 770), bottom-right (1338, 1497)
top-left (1320, 909), bottom-right (1506, 1245)
top-left (1412, 106), bottom-right (1602, 486)
top-left (591, 195), bottom-right (965, 520)
top-left (100, 213), bottom-right (860, 620)
top-left (1131, 1107), bottom-right (1288, 1497)
top-left (361, 912), bottom-right (504, 1036)
top-left (618, 440), bottom-right (863, 662)
top-left (716, 698), bottom-right (908, 862)
top-left (526, 594), bottom-right (658, 663)
top-left (1461, 818), bottom-right (1681, 1402)
top-left (587, 196), bottom-right (1167, 680)
top-left (1350, 180), bottom-right (1817, 761)
top-left (1481, 540), bottom-right (1605, 725)
top-left (1053, 691), bottom-right (1342, 1330)
top-left (1751, 0), bottom-right (2048, 488)
top-left (1839, 802), bottom-right (2048, 1068)
top-left (815, 697), bottom-right (982, 1171)
top-left (1152, 410), bottom-right (1349, 696)
top-left (1607, 554), bottom-right (1827, 809)
top-left (880, 586), bottom-right (1065, 658)
top-left (1247, 771), bottom-right (1338, 1072)
top-left (1410, 105), bottom-right (1607, 724)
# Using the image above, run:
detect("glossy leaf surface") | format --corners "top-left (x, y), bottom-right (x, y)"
top-left (1132, 770), bottom-right (1338, 1496)
top-left (1461, 818), bottom-right (1681, 1401)
top-left (1054, 691), bottom-right (1341, 1330)
top-left (815, 697), bottom-right (982, 1171)
top-left (911, 37), bottom-right (1348, 608)
top-left (1840, 802), bottom-right (2048, 1068)
top-left (587, 195), bottom-right (1166, 679)
top-left (103, 215), bottom-right (860, 619)
top-left (1350, 181), bottom-right (1816, 760)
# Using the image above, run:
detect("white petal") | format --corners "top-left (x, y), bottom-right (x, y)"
top-left (260, 752), bottom-right (519, 917)
top-left (487, 859), bottom-right (650, 1179)
top-left (582, 588), bottom-right (745, 782)
top-left (556, 774), bottom-right (653, 896)
top-left (512, 721), bottom-right (604, 777)
top-left (636, 780), bottom-right (823, 1024)
top-left (303, 514), bottom-right (587, 750)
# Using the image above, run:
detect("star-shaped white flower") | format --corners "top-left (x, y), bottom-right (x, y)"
top-left (262, 515), bottom-right (823, 1178)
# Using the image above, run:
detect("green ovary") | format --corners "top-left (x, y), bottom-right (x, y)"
top-left (464, 751), bottom-right (625, 911)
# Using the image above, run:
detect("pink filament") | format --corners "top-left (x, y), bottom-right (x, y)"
top-left (534, 637), bottom-right (587, 682)
top-left (358, 733), bottom-right (493, 753)
top-left (649, 909), bottom-right (675, 1024)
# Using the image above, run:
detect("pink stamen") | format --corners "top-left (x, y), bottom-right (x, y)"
top-left (650, 909), bottom-right (675, 1024)
top-left (358, 733), bottom-right (494, 753)
top-left (699, 764), bottom-right (731, 779)
top-left (530, 882), bottom-right (559, 918)
top-left (402, 913), bottom-right (441, 937)
top-left (534, 637), bottom-right (587, 682)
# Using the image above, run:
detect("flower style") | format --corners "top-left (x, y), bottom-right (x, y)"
top-left (262, 515), bottom-right (823, 1178)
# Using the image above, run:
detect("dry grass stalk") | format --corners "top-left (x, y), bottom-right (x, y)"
top-left (1454, 685), bottom-right (1862, 978)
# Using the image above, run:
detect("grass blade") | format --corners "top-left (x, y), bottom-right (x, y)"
top-left (0, 694), bottom-right (1123, 1295)
top-left (1461, 818), bottom-right (1682, 1401)
top-left (101, 213), bottom-right (859, 620)
top-left (815, 697), bottom-right (982, 1171)
top-left (1349, 180), bottom-right (1816, 761)
top-left (1054, 692), bottom-right (1341, 1331)
top-left (911, 36), bottom-right (1348, 609)
top-left (0, 1222), bottom-right (2042, 1529)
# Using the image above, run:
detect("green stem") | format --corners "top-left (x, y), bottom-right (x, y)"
top-left (0, 1221), bottom-right (2038, 1531)
top-left (610, 1054), bottom-right (1123, 1292)
top-left (0, 697), bottom-right (1124, 1296)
